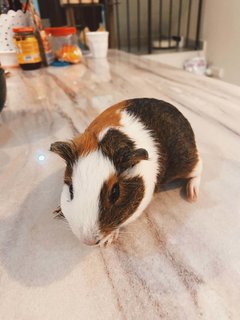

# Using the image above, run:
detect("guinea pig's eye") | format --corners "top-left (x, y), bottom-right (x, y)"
top-left (109, 183), bottom-right (120, 204)
top-left (69, 184), bottom-right (74, 200)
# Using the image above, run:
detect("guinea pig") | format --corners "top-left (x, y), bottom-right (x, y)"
top-left (50, 98), bottom-right (202, 247)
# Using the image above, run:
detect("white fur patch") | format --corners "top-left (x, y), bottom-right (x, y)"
top-left (119, 110), bottom-right (159, 226)
top-left (60, 150), bottom-right (115, 243)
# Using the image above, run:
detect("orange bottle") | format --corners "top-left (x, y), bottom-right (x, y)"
top-left (13, 27), bottom-right (42, 70)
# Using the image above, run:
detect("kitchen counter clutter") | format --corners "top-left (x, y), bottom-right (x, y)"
top-left (0, 50), bottom-right (240, 320)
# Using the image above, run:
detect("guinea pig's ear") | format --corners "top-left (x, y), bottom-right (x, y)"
top-left (130, 148), bottom-right (149, 167)
top-left (50, 141), bottom-right (77, 166)
top-left (117, 147), bottom-right (149, 171)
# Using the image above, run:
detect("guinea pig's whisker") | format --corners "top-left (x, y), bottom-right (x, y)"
top-left (56, 223), bottom-right (71, 232)
top-left (58, 218), bottom-right (68, 224)
top-left (61, 224), bottom-right (71, 231)
top-left (55, 218), bottom-right (71, 230)
top-left (61, 220), bottom-right (70, 226)
top-left (61, 221), bottom-right (68, 226)
top-left (119, 230), bottom-right (136, 234)
top-left (118, 233), bottom-right (142, 246)
top-left (118, 233), bottom-right (133, 236)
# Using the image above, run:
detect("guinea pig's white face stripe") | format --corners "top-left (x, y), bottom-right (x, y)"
top-left (60, 150), bottom-right (115, 242)
top-left (119, 110), bottom-right (160, 226)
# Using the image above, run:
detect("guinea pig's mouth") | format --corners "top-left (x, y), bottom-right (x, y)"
top-left (52, 207), bottom-right (119, 247)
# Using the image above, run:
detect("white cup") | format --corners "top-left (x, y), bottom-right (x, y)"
top-left (86, 31), bottom-right (109, 58)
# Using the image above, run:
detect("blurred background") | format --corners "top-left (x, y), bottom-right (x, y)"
top-left (1, 0), bottom-right (240, 86)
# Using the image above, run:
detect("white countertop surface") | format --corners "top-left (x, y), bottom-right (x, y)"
top-left (0, 50), bottom-right (240, 320)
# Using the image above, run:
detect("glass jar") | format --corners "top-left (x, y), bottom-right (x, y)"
top-left (13, 27), bottom-right (42, 70)
top-left (45, 27), bottom-right (81, 64)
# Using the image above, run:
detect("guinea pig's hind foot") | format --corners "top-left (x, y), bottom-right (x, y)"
top-left (52, 206), bottom-right (65, 219)
top-left (186, 176), bottom-right (201, 202)
top-left (100, 229), bottom-right (119, 248)
top-left (186, 156), bottom-right (202, 202)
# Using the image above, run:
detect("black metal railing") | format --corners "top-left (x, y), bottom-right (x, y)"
top-left (111, 0), bottom-right (203, 54)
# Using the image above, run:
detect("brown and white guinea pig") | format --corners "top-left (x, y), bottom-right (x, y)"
top-left (50, 98), bottom-right (202, 247)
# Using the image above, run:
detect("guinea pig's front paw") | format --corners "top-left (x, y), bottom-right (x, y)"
top-left (52, 206), bottom-right (65, 219)
top-left (100, 229), bottom-right (119, 248)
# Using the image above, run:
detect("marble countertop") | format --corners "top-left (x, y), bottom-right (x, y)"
top-left (0, 50), bottom-right (240, 320)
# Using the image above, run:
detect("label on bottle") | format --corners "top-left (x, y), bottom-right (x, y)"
top-left (14, 36), bottom-right (41, 64)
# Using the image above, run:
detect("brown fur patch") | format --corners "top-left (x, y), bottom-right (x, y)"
top-left (64, 165), bottom-right (73, 185)
top-left (99, 128), bottom-right (136, 173)
top-left (125, 98), bottom-right (199, 190)
top-left (87, 101), bottom-right (126, 133)
top-left (73, 132), bottom-right (98, 157)
top-left (99, 176), bottom-right (145, 235)
top-left (100, 174), bottom-right (118, 215)
top-left (73, 101), bottom-right (127, 157)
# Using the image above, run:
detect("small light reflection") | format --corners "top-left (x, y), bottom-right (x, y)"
top-left (36, 152), bottom-right (47, 164)
top-left (38, 154), bottom-right (45, 161)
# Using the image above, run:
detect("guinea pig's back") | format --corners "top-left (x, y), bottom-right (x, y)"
top-left (125, 98), bottom-right (199, 185)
